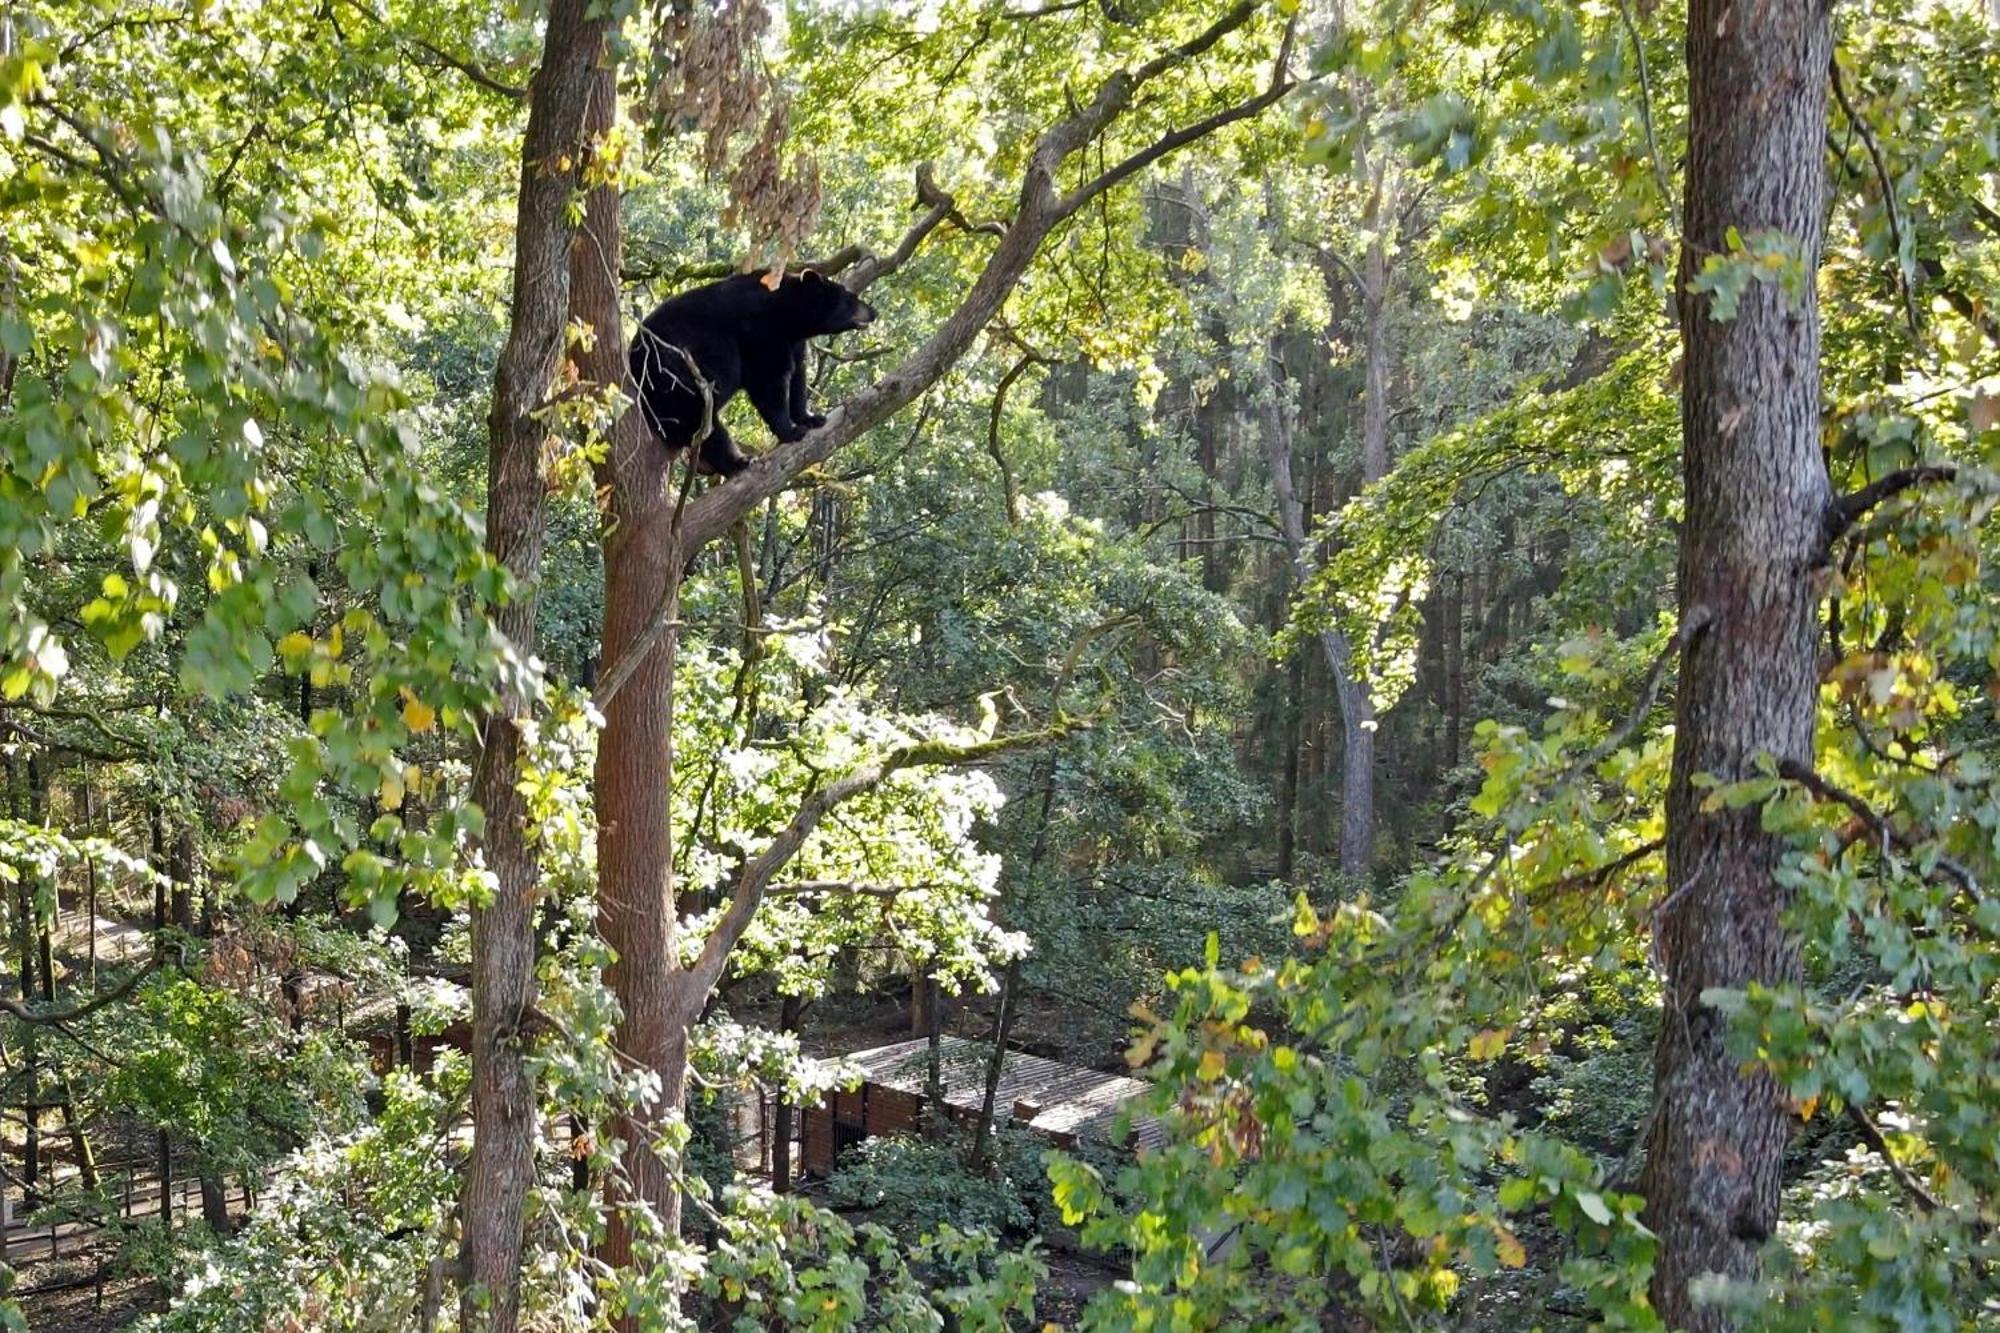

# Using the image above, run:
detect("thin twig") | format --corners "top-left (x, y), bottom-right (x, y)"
top-left (1829, 55), bottom-right (1919, 337)
top-left (1616, 0), bottom-right (1675, 220)
top-left (1845, 1102), bottom-right (1941, 1214)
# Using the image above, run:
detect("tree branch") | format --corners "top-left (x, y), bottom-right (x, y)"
top-left (685, 718), bottom-right (1086, 998)
top-left (1845, 1102), bottom-right (1941, 1215)
top-left (1776, 759), bottom-right (1984, 908)
top-left (675, 0), bottom-right (1278, 557)
top-left (1829, 56), bottom-right (1918, 337)
top-left (1059, 15), bottom-right (1295, 214)
top-left (987, 352), bottom-right (1045, 525)
top-left (0, 948), bottom-right (176, 1025)
top-left (627, 165), bottom-right (1003, 292)
top-left (1822, 465), bottom-right (1958, 549)
top-left (1528, 838), bottom-right (1664, 904)
top-left (409, 36), bottom-right (526, 100)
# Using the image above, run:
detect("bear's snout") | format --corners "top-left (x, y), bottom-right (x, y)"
top-left (851, 301), bottom-right (877, 328)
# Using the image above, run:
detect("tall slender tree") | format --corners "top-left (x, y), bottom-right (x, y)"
top-left (458, 3), bottom-right (608, 1326)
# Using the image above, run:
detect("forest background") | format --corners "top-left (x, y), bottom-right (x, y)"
top-left (1, 0), bottom-right (1997, 1328)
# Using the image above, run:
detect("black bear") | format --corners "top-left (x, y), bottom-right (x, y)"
top-left (629, 269), bottom-right (876, 478)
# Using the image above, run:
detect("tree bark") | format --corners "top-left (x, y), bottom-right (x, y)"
top-left (1638, 0), bottom-right (1831, 1325)
top-left (566, 7), bottom-right (1289, 1302)
top-left (771, 994), bottom-right (803, 1193)
top-left (81, 775), bottom-right (98, 988)
top-left (457, 2), bottom-right (605, 1325)
top-left (170, 829), bottom-right (195, 934)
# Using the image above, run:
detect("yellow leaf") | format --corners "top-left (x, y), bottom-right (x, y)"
top-left (401, 688), bottom-right (437, 734)
top-left (379, 767), bottom-right (406, 811)
top-left (1468, 1027), bottom-right (1511, 1062)
top-left (1197, 1049), bottom-right (1227, 1082)
top-left (1495, 1225), bottom-right (1527, 1269)
top-left (277, 631), bottom-right (313, 664)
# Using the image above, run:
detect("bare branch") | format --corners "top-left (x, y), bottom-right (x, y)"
top-left (1845, 1102), bottom-right (1941, 1214)
top-left (1569, 606), bottom-right (1713, 781)
top-left (987, 352), bottom-right (1046, 525)
top-left (627, 165), bottom-right (1004, 292)
top-left (409, 36), bottom-right (526, 100)
top-left (1823, 464), bottom-right (1958, 549)
top-left (769, 880), bottom-right (939, 899)
top-left (1060, 14), bottom-right (1296, 214)
top-left (686, 718), bottom-right (1086, 997)
top-left (1529, 838), bottom-right (1664, 904)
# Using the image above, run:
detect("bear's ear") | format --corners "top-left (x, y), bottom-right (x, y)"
top-left (801, 268), bottom-right (826, 284)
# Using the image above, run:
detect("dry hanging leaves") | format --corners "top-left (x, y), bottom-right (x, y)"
top-left (646, 0), bottom-right (823, 267)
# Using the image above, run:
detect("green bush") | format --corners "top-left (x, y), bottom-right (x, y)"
top-left (824, 1133), bottom-right (1035, 1241)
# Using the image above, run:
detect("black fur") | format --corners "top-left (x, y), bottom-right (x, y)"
top-left (629, 269), bottom-right (876, 477)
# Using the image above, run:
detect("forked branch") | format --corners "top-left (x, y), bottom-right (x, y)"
top-left (685, 717), bottom-right (1086, 999)
top-left (677, 0), bottom-right (1288, 555)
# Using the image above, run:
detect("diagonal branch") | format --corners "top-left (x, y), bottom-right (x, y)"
top-left (676, 0), bottom-right (1280, 557)
top-left (1829, 56), bottom-right (1918, 337)
top-left (1060, 16), bottom-right (1296, 214)
top-left (628, 164), bottom-right (1006, 291)
top-left (684, 718), bottom-right (1085, 999)
top-left (0, 947), bottom-right (178, 1025)
top-left (1776, 759), bottom-right (1984, 908)
top-left (1822, 464), bottom-right (1958, 549)
top-left (1845, 1102), bottom-right (1941, 1215)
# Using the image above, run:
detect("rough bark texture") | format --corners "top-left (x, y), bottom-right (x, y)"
top-left (458, 3), bottom-right (604, 1325)
top-left (577, 53), bottom-right (701, 1271)
top-left (1638, 0), bottom-right (1831, 1325)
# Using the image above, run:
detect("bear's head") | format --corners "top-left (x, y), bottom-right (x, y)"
top-left (778, 269), bottom-right (876, 336)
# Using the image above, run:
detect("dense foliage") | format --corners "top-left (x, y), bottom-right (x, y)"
top-left (2, 0), bottom-right (1997, 1329)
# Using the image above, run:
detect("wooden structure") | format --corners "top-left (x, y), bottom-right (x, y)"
top-left (799, 1036), bottom-right (1158, 1177)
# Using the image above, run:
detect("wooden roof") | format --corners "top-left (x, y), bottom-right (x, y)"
top-left (842, 1035), bottom-right (1162, 1150)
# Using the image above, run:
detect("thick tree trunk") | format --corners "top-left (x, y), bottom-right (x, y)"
top-left (149, 800), bottom-right (165, 930)
top-left (564, 49), bottom-right (701, 1285)
top-left (457, 3), bottom-right (604, 1325)
top-left (1277, 650), bottom-right (1302, 881)
top-left (1333, 672), bottom-right (1375, 877)
top-left (1638, 1), bottom-right (1831, 1326)
top-left (200, 1174), bottom-right (231, 1233)
top-left (170, 829), bottom-right (195, 934)
top-left (771, 994), bottom-right (803, 1193)
top-left (57, 1082), bottom-right (97, 1192)
top-left (81, 776), bottom-right (98, 988)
